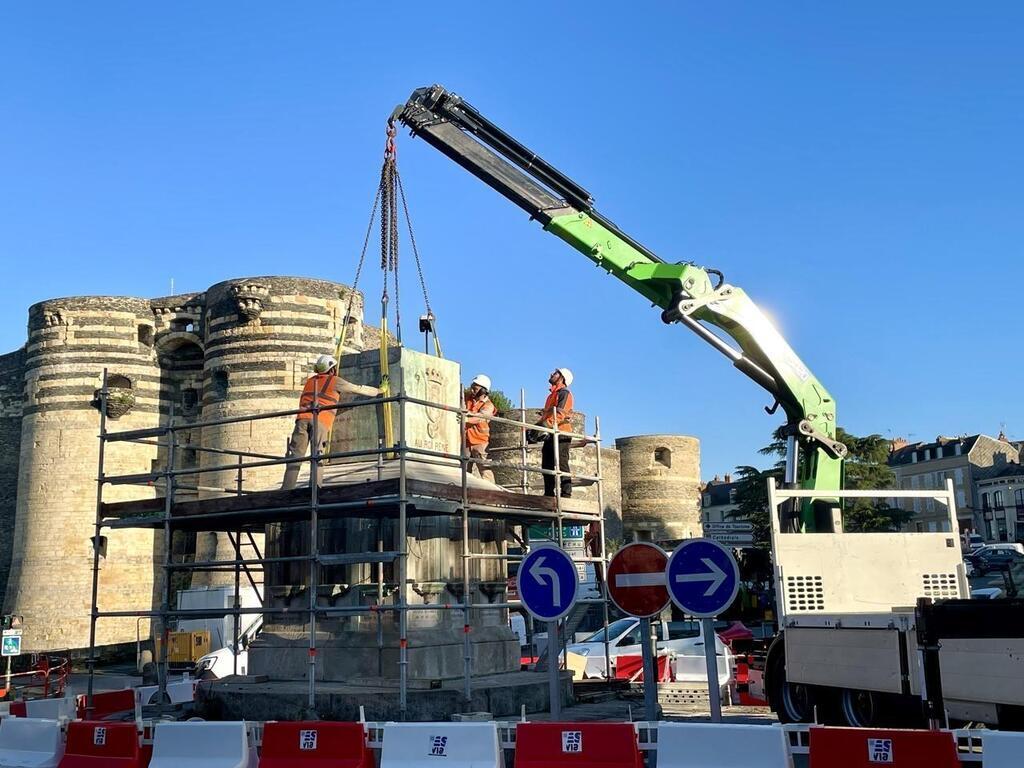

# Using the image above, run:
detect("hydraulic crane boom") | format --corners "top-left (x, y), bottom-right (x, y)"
top-left (392, 84), bottom-right (847, 531)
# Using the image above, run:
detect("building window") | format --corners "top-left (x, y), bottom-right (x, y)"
top-left (924, 448), bottom-right (931, 460)
top-left (137, 324), bottom-right (154, 346)
top-left (654, 448), bottom-right (672, 468)
top-left (212, 370), bottom-right (229, 399)
top-left (702, 494), bottom-right (711, 507)
top-left (912, 453), bottom-right (918, 464)
top-left (994, 490), bottom-right (1004, 510)
top-left (728, 488), bottom-right (737, 504)
top-left (954, 468), bottom-right (964, 486)
top-left (982, 492), bottom-right (990, 511)
top-left (954, 442), bottom-right (962, 456)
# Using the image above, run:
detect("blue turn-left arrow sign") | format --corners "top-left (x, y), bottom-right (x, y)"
top-left (517, 545), bottom-right (579, 622)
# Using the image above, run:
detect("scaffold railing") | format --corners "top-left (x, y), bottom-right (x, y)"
top-left (87, 370), bottom-right (612, 720)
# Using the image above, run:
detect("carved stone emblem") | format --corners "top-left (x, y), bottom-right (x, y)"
top-left (424, 366), bottom-right (445, 439)
top-left (230, 282), bottom-right (270, 321)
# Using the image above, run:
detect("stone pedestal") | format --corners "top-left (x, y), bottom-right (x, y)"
top-left (253, 347), bottom-right (520, 683)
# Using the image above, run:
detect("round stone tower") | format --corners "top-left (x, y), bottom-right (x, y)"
top-left (615, 434), bottom-right (702, 545)
top-left (194, 276), bottom-right (367, 583)
top-left (4, 297), bottom-right (161, 651)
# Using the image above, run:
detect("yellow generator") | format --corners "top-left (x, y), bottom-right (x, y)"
top-left (155, 630), bottom-right (211, 670)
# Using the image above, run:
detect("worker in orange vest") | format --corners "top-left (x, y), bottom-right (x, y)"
top-left (538, 367), bottom-right (574, 498)
top-left (464, 374), bottom-right (496, 483)
top-left (281, 354), bottom-right (382, 490)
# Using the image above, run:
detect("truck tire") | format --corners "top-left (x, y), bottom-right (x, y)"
top-left (840, 688), bottom-right (884, 728)
top-left (767, 634), bottom-right (815, 724)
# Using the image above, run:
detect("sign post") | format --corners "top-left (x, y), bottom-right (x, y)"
top-left (607, 542), bottom-right (670, 722)
top-left (666, 538), bottom-right (740, 722)
top-left (517, 545), bottom-right (579, 720)
top-left (2, 629), bottom-right (22, 694)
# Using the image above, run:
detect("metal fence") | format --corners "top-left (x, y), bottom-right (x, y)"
top-left (86, 370), bottom-right (611, 719)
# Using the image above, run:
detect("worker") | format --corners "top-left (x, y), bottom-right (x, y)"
top-left (464, 374), bottom-right (496, 482)
top-left (538, 367), bottom-right (574, 498)
top-left (281, 354), bottom-right (382, 490)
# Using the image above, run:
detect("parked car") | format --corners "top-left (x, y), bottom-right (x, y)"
top-left (965, 549), bottom-right (1024, 576)
top-left (974, 543), bottom-right (1024, 557)
top-left (960, 532), bottom-right (985, 553)
top-left (566, 617), bottom-right (732, 684)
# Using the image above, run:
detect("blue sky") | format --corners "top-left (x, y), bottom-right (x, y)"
top-left (2, 3), bottom-right (1022, 478)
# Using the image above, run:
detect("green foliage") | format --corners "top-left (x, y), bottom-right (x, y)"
top-left (727, 465), bottom-right (782, 548)
top-left (488, 389), bottom-right (515, 414)
top-left (730, 425), bottom-right (912, 543)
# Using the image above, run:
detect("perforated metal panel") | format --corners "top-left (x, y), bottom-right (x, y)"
top-left (785, 575), bottom-right (826, 612)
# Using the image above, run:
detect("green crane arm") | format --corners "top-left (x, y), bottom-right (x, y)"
top-left (393, 85), bottom-right (846, 530)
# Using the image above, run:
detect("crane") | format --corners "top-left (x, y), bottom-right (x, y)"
top-left (391, 84), bottom-right (847, 532)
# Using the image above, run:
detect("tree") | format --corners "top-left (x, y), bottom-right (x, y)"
top-left (487, 389), bottom-right (515, 414)
top-left (728, 425), bottom-right (912, 541)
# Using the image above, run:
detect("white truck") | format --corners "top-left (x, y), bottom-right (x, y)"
top-left (177, 586), bottom-right (262, 679)
top-left (764, 479), bottom-right (1024, 728)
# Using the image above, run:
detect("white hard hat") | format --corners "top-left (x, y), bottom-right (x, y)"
top-left (556, 367), bottom-right (574, 386)
top-left (314, 354), bottom-right (337, 373)
top-left (471, 374), bottom-right (492, 391)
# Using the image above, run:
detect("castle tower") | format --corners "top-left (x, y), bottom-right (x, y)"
top-left (0, 349), bottom-right (25, 602)
top-left (615, 434), bottom-right (702, 545)
top-left (193, 277), bottom-right (367, 584)
top-left (3, 297), bottom-right (161, 651)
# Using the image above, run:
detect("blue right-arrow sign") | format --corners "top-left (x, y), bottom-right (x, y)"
top-left (666, 538), bottom-right (740, 618)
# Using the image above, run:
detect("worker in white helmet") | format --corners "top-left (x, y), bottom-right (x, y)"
top-left (538, 367), bottom-right (574, 498)
top-left (281, 353), bottom-right (383, 490)
top-left (464, 374), bottom-right (496, 483)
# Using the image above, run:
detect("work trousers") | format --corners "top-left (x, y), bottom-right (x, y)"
top-left (281, 419), bottom-right (328, 490)
top-left (466, 443), bottom-right (495, 483)
top-left (542, 432), bottom-right (572, 498)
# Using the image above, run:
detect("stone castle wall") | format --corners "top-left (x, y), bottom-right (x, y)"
top-left (0, 277), bottom-right (369, 651)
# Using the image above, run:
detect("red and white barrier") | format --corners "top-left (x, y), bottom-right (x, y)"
top-left (258, 721), bottom-right (373, 768)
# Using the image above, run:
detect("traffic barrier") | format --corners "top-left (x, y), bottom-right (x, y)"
top-left (75, 690), bottom-right (136, 720)
top-left (658, 722), bottom-right (793, 768)
top-left (613, 653), bottom-right (672, 682)
top-left (149, 721), bottom-right (257, 768)
top-left (982, 730), bottom-right (1024, 766)
top-left (259, 721), bottom-right (372, 768)
top-left (380, 722), bottom-right (503, 768)
top-left (136, 677), bottom-right (197, 706)
top-left (59, 721), bottom-right (143, 767)
top-left (807, 726), bottom-right (958, 767)
top-left (515, 722), bottom-right (642, 768)
top-left (0, 717), bottom-right (65, 768)
top-left (24, 697), bottom-right (77, 722)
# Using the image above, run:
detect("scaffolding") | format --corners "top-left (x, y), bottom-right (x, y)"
top-left (85, 370), bottom-right (612, 719)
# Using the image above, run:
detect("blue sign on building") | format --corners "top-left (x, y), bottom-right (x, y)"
top-left (666, 538), bottom-right (740, 618)
top-left (517, 545), bottom-right (579, 622)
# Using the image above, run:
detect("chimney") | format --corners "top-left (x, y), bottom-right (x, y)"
top-left (890, 437), bottom-right (909, 453)
top-left (724, 473), bottom-right (732, 483)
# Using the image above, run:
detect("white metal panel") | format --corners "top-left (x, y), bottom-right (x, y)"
top-left (939, 638), bottom-right (1024, 707)
top-left (784, 627), bottom-right (904, 693)
top-left (769, 480), bottom-right (967, 621)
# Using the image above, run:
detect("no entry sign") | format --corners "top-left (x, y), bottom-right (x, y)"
top-left (607, 542), bottom-right (670, 618)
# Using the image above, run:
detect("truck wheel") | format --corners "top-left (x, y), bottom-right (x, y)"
top-left (840, 689), bottom-right (884, 728)
top-left (768, 640), bottom-right (815, 723)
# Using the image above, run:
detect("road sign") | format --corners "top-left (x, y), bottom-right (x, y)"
top-left (607, 542), bottom-right (670, 618)
top-left (2, 633), bottom-right (21, 657)
top-left (666, 538), bottom-right (740, 618)
top-left (705, 531), bottom-right (754, 547)
top-left (703, 522), bottom-right (752, 532)
top-left (517, 545), bottom-right (579, 622)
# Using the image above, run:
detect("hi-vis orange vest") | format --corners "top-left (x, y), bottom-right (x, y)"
top-left (541, 384), bottom-right (573, 433)
top-left (465, 394), bottom-right (495, 447)
top-left (297, 373), bottom-right (340, 430)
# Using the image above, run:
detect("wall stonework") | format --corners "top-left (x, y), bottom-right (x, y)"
top-left (0, 277), bottom-right (370, 651)
top-left (0, 349), bottom-right (25, 602)
top-left (616, 434), bottom-right (702, 544)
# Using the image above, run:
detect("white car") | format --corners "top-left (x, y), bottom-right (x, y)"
top-left (974, 543), bottom-right (1024, 557)
top-left (566, 617), bottom-right (732, 684)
